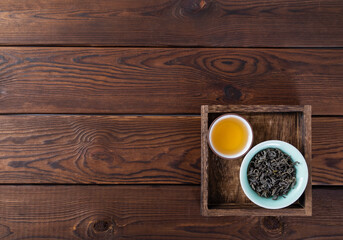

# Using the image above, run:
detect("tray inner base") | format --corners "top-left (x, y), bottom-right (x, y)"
top-left (207, 112), bottom-right (304, 209)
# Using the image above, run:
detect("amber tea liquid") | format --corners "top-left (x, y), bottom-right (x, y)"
top-left (210, 116), bottom-right (251, 157)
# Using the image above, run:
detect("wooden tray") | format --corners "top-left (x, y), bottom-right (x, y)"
top-left (201, 105), bottom-right (312, 216)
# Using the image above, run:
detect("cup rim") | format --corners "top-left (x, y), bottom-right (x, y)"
top-left (207, 113), bottom-right (253, 159)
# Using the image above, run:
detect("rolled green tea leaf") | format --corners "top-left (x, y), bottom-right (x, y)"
top-left (247, 148), bottom-right (299, 200)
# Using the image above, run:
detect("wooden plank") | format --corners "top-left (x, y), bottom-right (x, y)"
top-left (303, 105), bottom-right (312, 214)
top-left (201, 106), bottom-right (209, 215)
top-left (0, 48), bottom-right (343, 115)
top-left (0, 115), bottom-right (200, 184)
top-left (0, 115), bottom-right (341, 185)
top-left (313, 117), bottom-right (343, 185)
top-left (0, 185), bottom-right (341, 239)
top-left (208, 105), bottom-right (306, 113)
top-left (0, 0), bottom-right (342, 47)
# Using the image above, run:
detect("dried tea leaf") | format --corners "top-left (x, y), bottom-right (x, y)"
top-left (247, 148), bottom-right (298, 200)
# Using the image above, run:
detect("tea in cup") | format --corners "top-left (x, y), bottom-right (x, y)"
top-left (208, 114), bottom-right (253, 159)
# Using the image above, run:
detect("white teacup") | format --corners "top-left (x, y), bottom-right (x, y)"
top-left (208, 114), bottom-right (253, 159)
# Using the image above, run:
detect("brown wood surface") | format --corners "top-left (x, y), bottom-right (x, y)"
top-left (0, 115), bottom-right (341, 185)
top-left (201, 105), bottom-right (311, 216)
top-left (207, 105), bottom-right (307, 113)
top-left (0, 0), bottom-right (341, 237)
top-left (201, 106), bottom-right (209, 215)
top-left (303, 105), bottom-right (312, 215)
top-left (0, 185), bottom-right (341, 240)
top-left (0, 48), bottom-right (343, 115)
top-left (0, 0), bottom-right (343, 47)
top-left (313, 117), bottom-right (343, 185)
top-left (0, 115), bottom-right (200, 184)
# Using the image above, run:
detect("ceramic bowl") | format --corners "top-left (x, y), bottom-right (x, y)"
top-left (240, 140), bottom-right (308, 209)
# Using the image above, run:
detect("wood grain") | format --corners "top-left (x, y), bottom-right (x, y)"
top-left (0, 0), bottom-right (342, 47)
top-left (200, 105), bottom-right (209, 216)
top-left (303, 105), bottom-right (312, 215)
top-left (0, 115), bottom-right (200, 184)
top-left (201, 105), bottom-right (311, 216)
top-left (0, 115), bottom-right (341, 185)
top-left (0, 48), bottom-right (343, 115)
top-left (208, 105), bottom-right (306, 113)
top-left (207, 113), bottom-right (302, 206)
top-left (313, 117), bottom-right (343, 185)
top-left (0, 185), bottom-right (341, 240)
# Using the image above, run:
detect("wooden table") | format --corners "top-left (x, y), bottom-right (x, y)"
top-left (0, 0), bottom-right (342, 239)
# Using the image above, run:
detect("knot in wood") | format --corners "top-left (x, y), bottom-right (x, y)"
top-left (73, 214), bottom-right (117, 240)
top-left (93, 220), bottom-right (110, 232)
top-left (87, 146), bottom-right (116, 165)
top-left (181, 0), bottom-right (210, 14)
top-left (87, 217), bottom-right (117, 239)
top-left (91, 150), bottom-right (114, 164)
top-left (261, 216), bottom-right (284, 235)
top-left (224, 85), bottom-right (242, 101)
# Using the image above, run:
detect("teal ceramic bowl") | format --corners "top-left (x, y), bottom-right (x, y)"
top-left (240, 140), bottom-right (308, 209)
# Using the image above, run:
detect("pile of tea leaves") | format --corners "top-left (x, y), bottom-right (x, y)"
top-left (247, 148), bottom-right (299, 200)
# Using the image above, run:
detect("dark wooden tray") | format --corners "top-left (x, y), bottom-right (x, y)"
top-left (201, 105), bottom-right (312, 216)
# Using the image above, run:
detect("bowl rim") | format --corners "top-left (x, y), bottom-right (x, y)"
top-left (207, 113), bottom-right (253, 159)
top-left (239, 140), bottom-right (309, 209)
